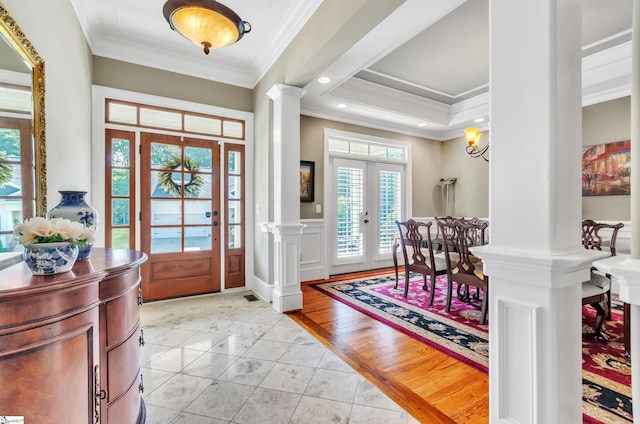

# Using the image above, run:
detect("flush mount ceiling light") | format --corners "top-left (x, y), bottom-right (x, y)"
top-left (464, 127), bottom-right (489, 162)
top-left (163, 0), bottom-right (251, 55)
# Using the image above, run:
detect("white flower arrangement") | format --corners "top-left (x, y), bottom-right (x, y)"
top-left (14, 217), bottom-right (96, 247)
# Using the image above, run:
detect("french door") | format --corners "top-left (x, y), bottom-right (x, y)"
top-left (329, 157), bottom-right (404, 274)
top-left (140, 133), bottom-right (221, 300)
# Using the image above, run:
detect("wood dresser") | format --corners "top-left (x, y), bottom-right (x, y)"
top-left (0, 248), bottom-right (147, 423)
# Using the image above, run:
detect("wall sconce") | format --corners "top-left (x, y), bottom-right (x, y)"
top-left (163, 0), bottom-right (251, 55)
top-left (464, 127), bottom-right (489, 162)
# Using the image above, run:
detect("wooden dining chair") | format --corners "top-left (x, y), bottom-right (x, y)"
top-left (433, 216), bottom-right (461, 253)
top-left (438, 218), bottom-right (490, 325)
top-left (395, 219), bottom-right (447, 300)
top-left (581, 219), bottom-right (624, 342)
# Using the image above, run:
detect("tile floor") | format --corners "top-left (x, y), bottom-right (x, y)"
top-left (141, 290), bottom-right (419, 424)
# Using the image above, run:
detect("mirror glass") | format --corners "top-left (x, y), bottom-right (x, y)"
top-left (0, 4), bottom-right (45, 252)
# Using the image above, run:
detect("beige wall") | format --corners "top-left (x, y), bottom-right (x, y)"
top-left (299, 115), bottom-right (443, 219)
top-left (441, 134), bottom-right (490, 218)
top-left (93, 57), bottom-right (253, 112)
top-left (4, 0), bottom-right (94, 208)
top-left (582, 96), bottom-right (630, 221)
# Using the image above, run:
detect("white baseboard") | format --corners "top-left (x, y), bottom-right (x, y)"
top-left (250, 275), bottom-right (273, 303)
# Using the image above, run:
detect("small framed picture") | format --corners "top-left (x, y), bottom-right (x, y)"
top-left (300, 161), bottom-right (315, 202)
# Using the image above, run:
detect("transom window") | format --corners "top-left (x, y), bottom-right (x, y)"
top-left (328, 137), bottom-right (407, 161)
top-left (106, 99), bottom-right (245, 140)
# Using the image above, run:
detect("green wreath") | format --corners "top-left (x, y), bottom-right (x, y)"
top-left (158, 155), bottom-right (204, 197)
top-left (0, 151), bottom-right (12, 189)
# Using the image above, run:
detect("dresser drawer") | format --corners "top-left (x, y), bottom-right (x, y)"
top-left (107, 371), bottom-right (143, 424)
top-left (105, 287), bottom-right (140, 345)
top-left (107, 325), bottom-right (141, 399)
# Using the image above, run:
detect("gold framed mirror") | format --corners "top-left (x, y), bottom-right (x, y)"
top-left (0, 2), bottom-right (46, 252)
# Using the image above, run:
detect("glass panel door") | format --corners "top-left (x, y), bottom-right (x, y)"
top-left (329, 158), bottom-right (405, 274)
top-left (140, 132), bottom-right (220, 301)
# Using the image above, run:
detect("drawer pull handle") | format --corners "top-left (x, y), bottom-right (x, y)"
top-left (139, 330), bottom-right (145, 346)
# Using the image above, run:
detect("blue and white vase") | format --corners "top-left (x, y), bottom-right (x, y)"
top-left (47, 191), bottom-right (98, 259)
top-left (23, 242), bottom-right (79, 275)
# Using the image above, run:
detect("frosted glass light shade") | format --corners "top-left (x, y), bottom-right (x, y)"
top-left (464, 127), bottom-right (481, 147)
top-left (163, 0), bottom-right (251, 54)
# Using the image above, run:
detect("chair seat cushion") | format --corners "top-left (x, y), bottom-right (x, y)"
top-left (590, 272), bottom-right (610, 289)
top-left (433, 252), bottom-right (448, 272)
top-left (442, 252), bottom-right (484, 279)
top-left (582, 280), bottom-right (610, 297)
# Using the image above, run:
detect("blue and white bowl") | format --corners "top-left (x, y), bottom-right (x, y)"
top-left (23, 242), bottom-right (79, 275)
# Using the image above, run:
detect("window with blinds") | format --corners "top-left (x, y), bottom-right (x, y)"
top-left (336, 166), bottom-right (364, 257)
top-left (378, 170), bottom-right (402, 254)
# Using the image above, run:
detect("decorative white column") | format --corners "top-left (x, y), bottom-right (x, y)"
top-left (471, 1), bottom-right (600, 422)
top-left (266, 84), bottom-right (305, 313)
top-left (594, 0), bottom-right (640, 419)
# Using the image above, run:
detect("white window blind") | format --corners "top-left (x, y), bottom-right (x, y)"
top-left (336, 166), bottom-right (364, 258)
top-left (378, 170), bottom-right (402, 254)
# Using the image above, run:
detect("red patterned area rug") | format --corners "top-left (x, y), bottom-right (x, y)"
top-left (311, 273), bottom-right (632, 424)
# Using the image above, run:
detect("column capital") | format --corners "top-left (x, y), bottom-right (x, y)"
top-left (473, 245), bottom-right (607, 288)
top-left (266, 84), bottom-right (305, 101)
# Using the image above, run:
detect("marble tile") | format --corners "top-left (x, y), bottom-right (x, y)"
top-left (145, 404), bottom-right (180, 424)
top-left (202, 319), bottom-right (245, 335)
top-left (242, 339), bottom-right (290, 362)
top-left (292, 332), bottom-right (326, 348)
top-left (173, 315), bottom-right (220, 332)
top-left (289, 396), bottom-right (352, 424)
top-left (259, 363), bottom-right (315, 394)
top-left (181, 352), bottom-right (238, 379)
top-left (179, 332), bottom-right (227, 352)
top-left (216, 357), bottom-right (275, 386)
top-left (247, 308), bottom-right (285, 326)
top-left (231, 387), bottom-right (302, 424)
top-left (147, 347), bottom-right (204, 373)
top-left (231, 322), bottom-right (273, 339)
top-left (184, 380), bottom-right (255, 420)
top-left (140, 291), bottom-right (417, 424)
top-left (261, 325), bottom-right (303, 343)
top-left (144, 373), bottom-right (213, 411)
top-left (169, 412), bottom-right (228, 424)
top-left (141, 367), bottom-right (175, 394)
top-left (273, 315), bottom-right (304, 329)
top-left (147, 328), bottom-right (198, 347)
top-left (354, 376), bottom-right (403, 411)
top-left (145, 314), bottom-right (199, 329)
top-left (279, 344), bottom-right (326, 368)
top-left (317, 350), bottom-right (358, 374)
top-left (304, 368), bottom-right (359, 403)
top-left (141, 343), bottom-right (174, 367)
top-left (209, 334), bottom-right (257, 356)
top-left (142, 325), bottom-right (172, 340)
top-left (224, 308), bottom-right (261, 322)
top-left (348, 404), bottom-right (410, 424)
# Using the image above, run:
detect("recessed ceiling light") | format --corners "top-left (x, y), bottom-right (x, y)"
top-left (418, 122), bottom-right (428, 127)
top-left (318, 76), bottom-right (331, 84)
top-left (336, 103), bottom-right (347, 109)
top-left (474, 118), bottom-right (485, 123)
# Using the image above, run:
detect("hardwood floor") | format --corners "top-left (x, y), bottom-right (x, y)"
top-left (287, 269), bottom-right (489, 424)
